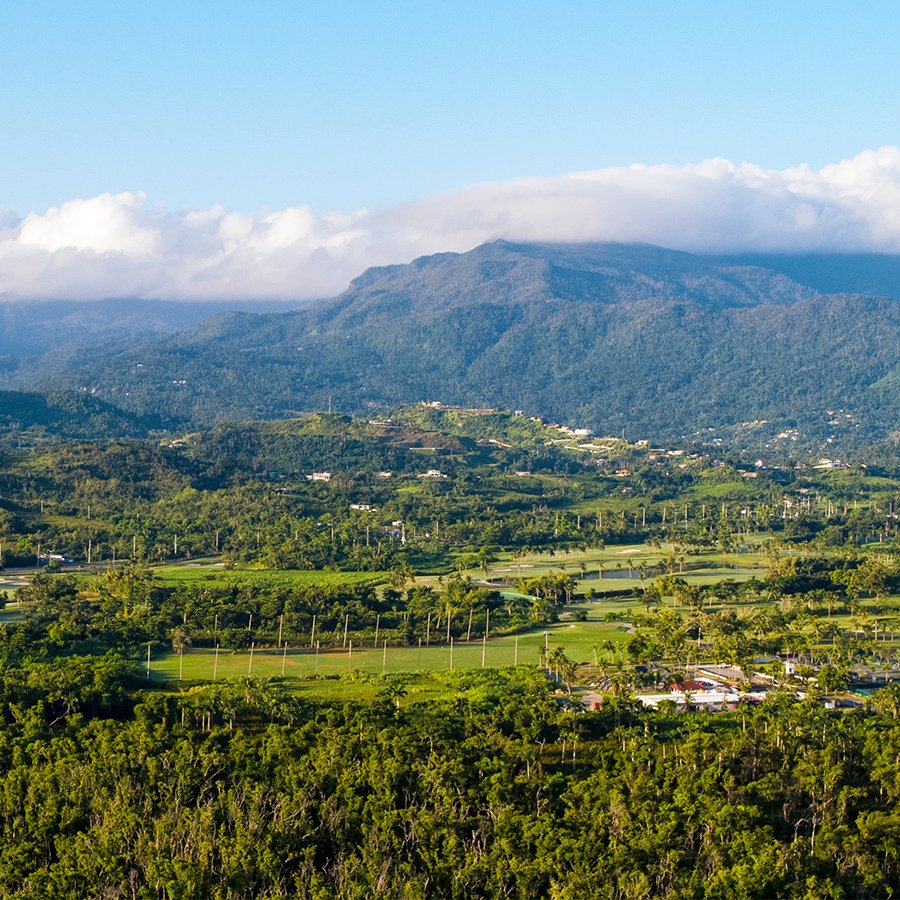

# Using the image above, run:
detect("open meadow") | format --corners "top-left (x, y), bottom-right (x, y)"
top-left (147, 560), bottom-right (386, 590)
top-left (6, 538), bottom-right (900, 699)
top-left (456, 541), bottom-right (770, 589)
top-left (148, 601), bottom-right (634, 687)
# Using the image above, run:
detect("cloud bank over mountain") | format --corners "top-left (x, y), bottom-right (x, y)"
top-left (4, 147), bottom-right (900, 301)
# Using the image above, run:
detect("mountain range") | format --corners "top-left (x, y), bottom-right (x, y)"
top-left (2, 241), bottom-right (899, 451)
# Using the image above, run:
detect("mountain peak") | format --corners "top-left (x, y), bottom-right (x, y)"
top-left (10, 240), bottom-right (900, 451)
top-left (336, 240), bottom-right (817, 314)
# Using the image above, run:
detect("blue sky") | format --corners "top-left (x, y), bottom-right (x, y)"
top-left (3, 1), bottom-right (899, 214)
top-left (3, 2), bottom-right (900, 301)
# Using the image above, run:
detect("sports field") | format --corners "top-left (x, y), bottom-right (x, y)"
top-left (148, 602), bottom-right (632, 684)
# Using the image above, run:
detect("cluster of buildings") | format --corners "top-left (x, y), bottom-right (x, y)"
top-left (580, 658), bottom-right (885, 713)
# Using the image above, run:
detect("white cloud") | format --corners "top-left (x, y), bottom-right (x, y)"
top-left (16, 192), bottom-right (161, 255)
top-left (4, 147), bottom-right (900, 301)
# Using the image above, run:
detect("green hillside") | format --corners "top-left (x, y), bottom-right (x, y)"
top-left (0, 389), bottom-right (166, 441)
top-left (10, 241), bottom-right (900, 450)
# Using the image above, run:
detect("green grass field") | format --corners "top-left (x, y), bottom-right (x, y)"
top-left (8, 542), bottom-right (900, 701)
top-left (149, 603), bottom-right (632, 686)
top-left (456, 542), bottom-right (769, 595)
top-left (149, 561), bottom-right (387, 590)
top-left (0, 577), bottom-right (29, 593)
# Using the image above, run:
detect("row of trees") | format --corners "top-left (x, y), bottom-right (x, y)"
top-left (6, 566), bottom-right (572, 666)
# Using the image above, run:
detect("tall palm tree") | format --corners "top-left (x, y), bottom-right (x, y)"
top-left (171, 626), bottom-right (192, 681)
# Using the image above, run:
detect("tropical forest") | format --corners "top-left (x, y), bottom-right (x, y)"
top-left (0, 400), bottom-right (899, 897)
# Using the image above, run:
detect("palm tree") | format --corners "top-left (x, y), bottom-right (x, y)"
top-left (550, 645), bottom-right (577, 692)
top-left (171, 626), bottom-right (192, 681)
top-left (378, 683), bottom-right (408, 712)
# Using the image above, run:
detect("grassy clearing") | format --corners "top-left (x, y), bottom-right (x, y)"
top-left (149, 605), bottom-right (632, 688)
top-left (456, 542), bottom-right (769, 594)
top-left (149, 561), bottom-right (386, 590)
top-left (0, 577), bottom-right (30, 592)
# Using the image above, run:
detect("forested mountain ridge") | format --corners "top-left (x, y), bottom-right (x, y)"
top-left (7, 241), bottom-right (900, 449)
top-left (0, 389), bottom-right (166, 440)
top-left (713, 250), bottom-right (900, 300)
top-left (0, 297), bottom-right (307, 361)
